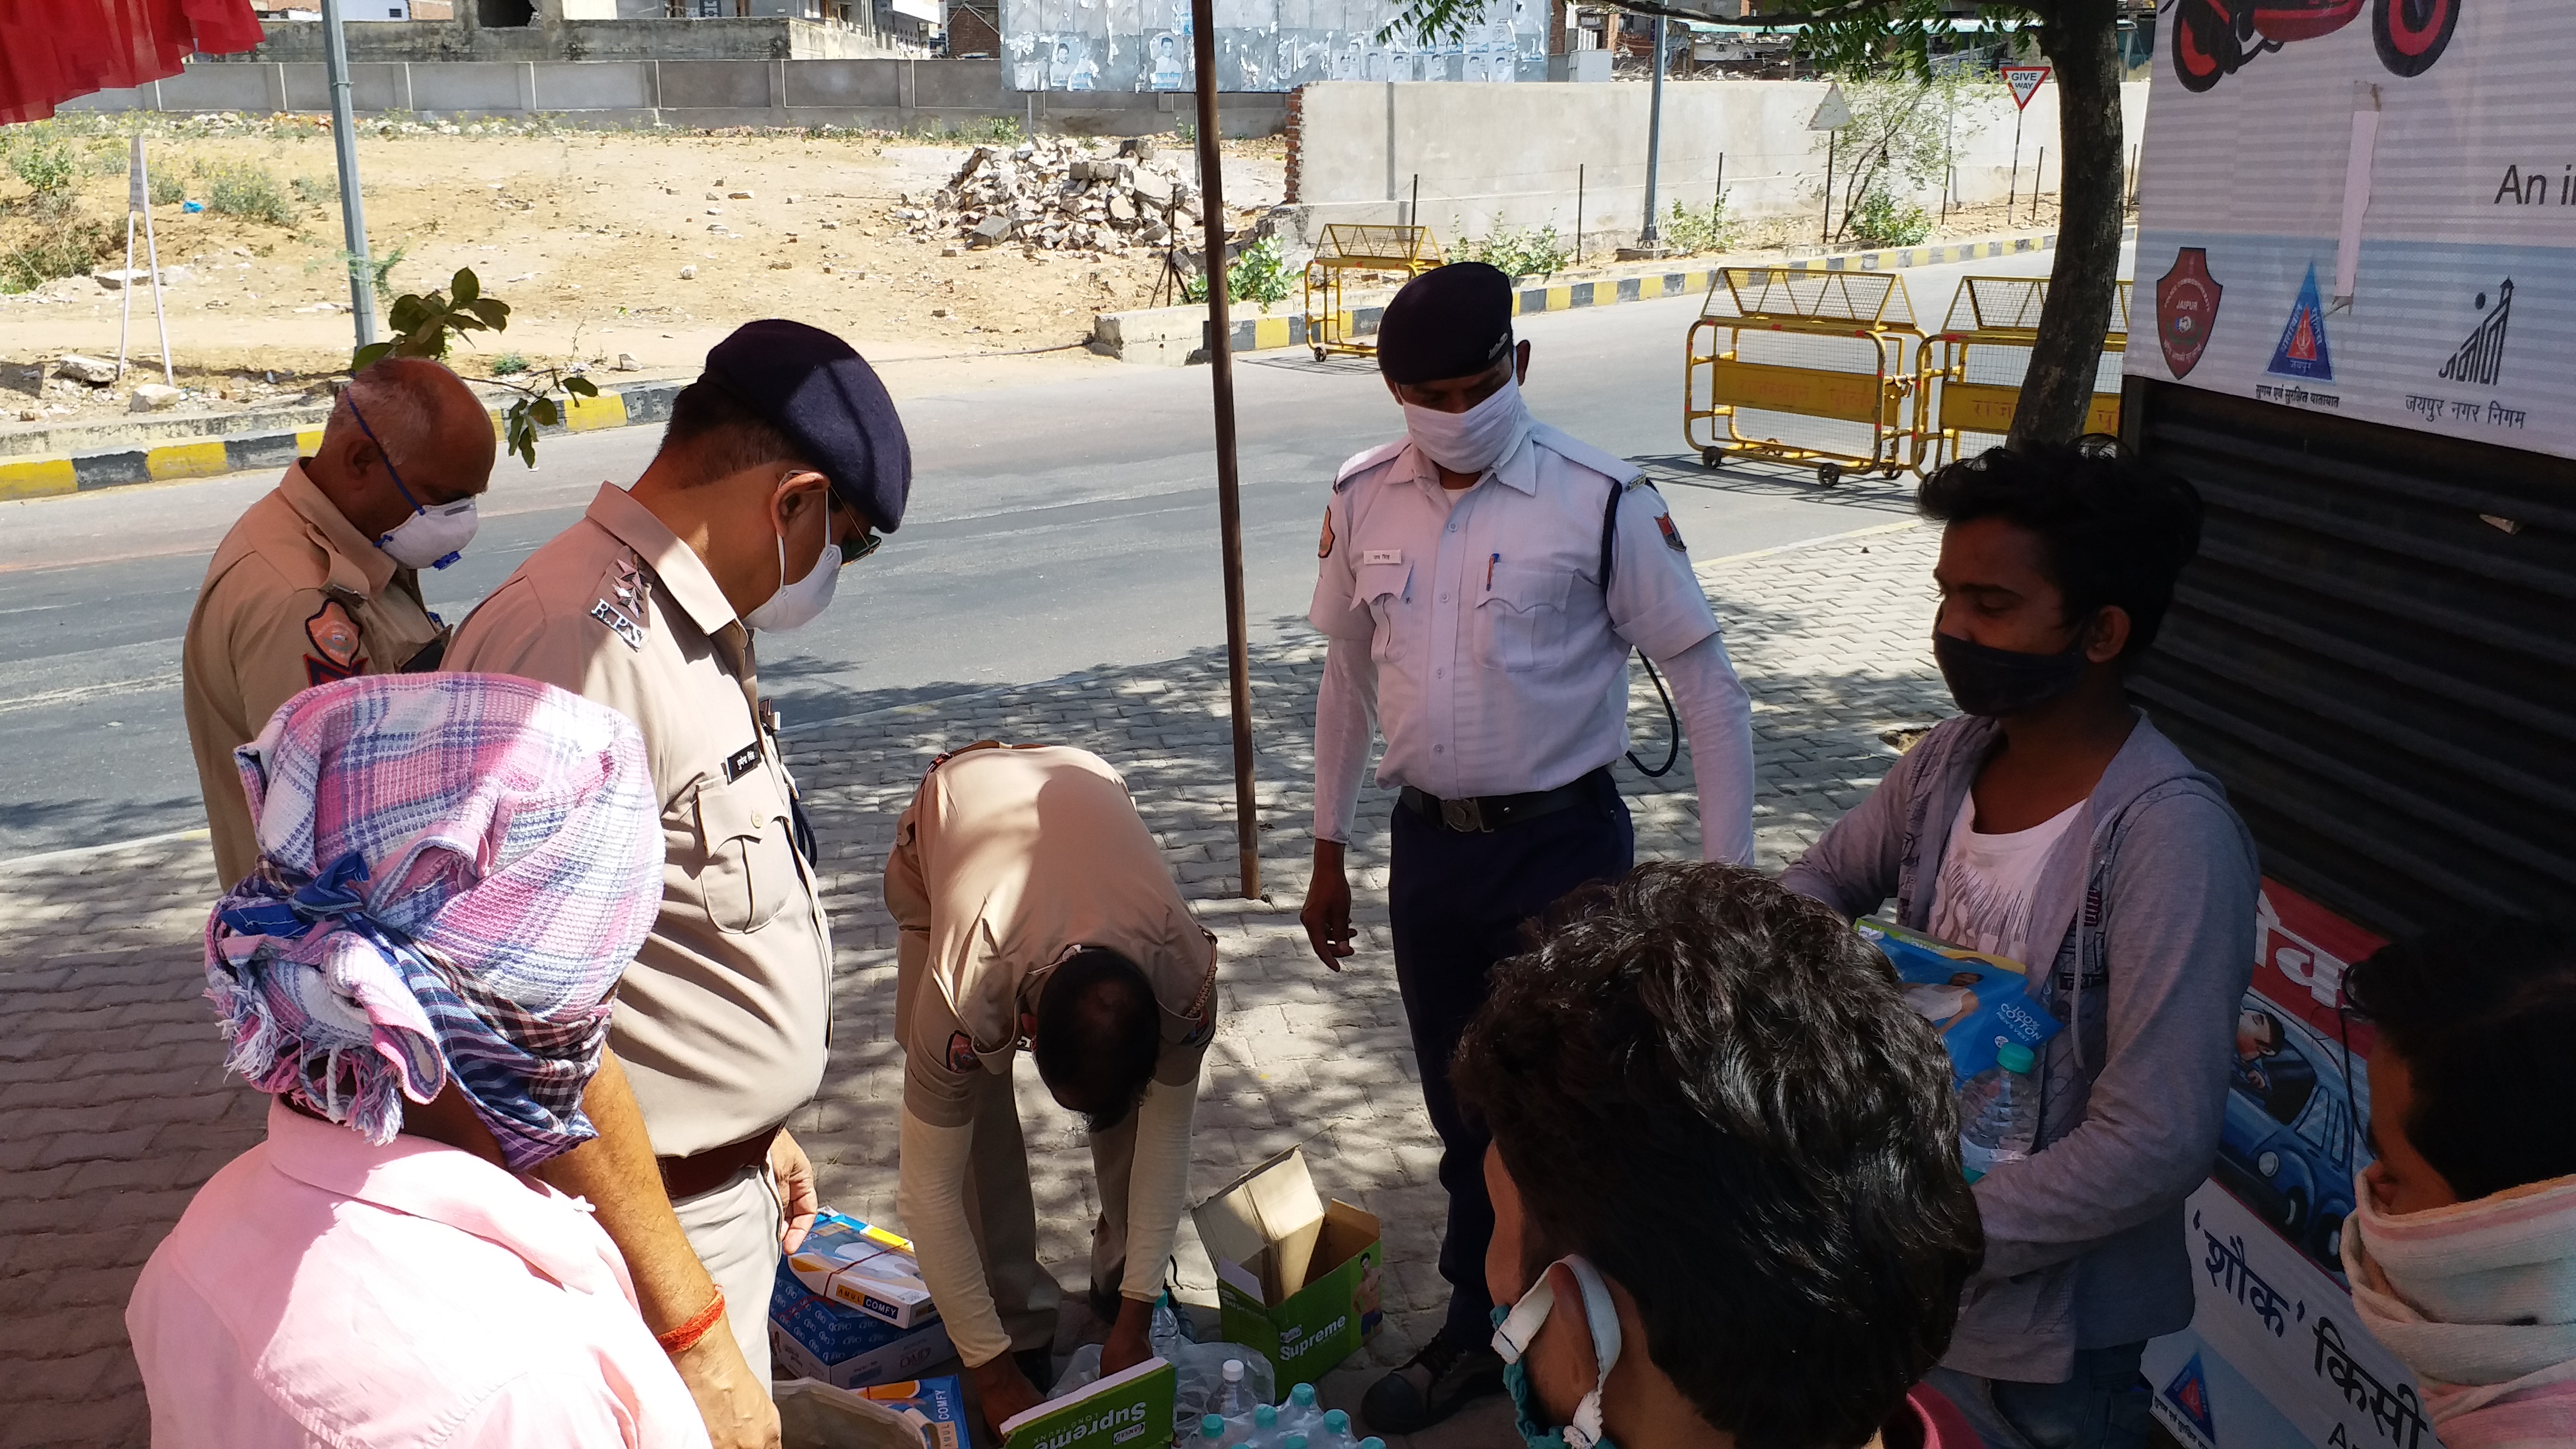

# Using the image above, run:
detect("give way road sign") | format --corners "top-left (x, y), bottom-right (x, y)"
top-left (2003, 64), bottom-right (2051, 110)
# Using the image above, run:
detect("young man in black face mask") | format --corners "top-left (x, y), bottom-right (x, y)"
top-left (1781, 439), bottom-right (2260, 1449)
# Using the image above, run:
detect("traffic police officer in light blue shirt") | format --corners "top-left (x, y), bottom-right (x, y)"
top-left (1299, 261), bottom-right (1756, 1434)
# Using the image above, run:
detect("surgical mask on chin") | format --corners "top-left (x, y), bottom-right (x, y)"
top-left (1492, 1254), bottom-right (1623, 1449)
top-left (744, 528), bottom-right (841, 633)
top-left (376, 496), bottom-right (478, 571)
top-left (1402, 372), bottom-right (1532, 476)
top-left (1933, 627), bottom-right (2092, 718)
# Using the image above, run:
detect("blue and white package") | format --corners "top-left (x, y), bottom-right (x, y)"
top-left (1857, 920), bottom-right (2064, 1087)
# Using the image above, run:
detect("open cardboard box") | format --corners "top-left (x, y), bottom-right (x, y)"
top-left (1191, 1147), bottom-right (1384, 1385)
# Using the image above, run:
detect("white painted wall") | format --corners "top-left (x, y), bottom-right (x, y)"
top-left (1291, 78), bottom-right (2151, 247)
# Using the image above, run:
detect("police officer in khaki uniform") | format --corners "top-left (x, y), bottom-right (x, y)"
top-left (887, 742), bottom-right (1218, 1435)
top-left (444, 321), bottom-right (909, 1449)
top-left (183, 358), bottom-right (494, 883)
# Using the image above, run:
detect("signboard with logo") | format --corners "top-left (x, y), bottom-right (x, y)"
top-left (2125, 0), bottom-right (2576, 462)
top-left (2139, 881), bottom-right (2446, 1449)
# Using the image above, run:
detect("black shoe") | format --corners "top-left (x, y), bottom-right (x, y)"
top-left (1014, 1346), bottom-right (1056, 1395)
top-left (1086, 1279), bottom-right (1123, 1324)
top-left (1360, 1330), bottom-right (1505, 1434)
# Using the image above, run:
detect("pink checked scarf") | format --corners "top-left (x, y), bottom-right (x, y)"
top-left (205, 674), bottom-right (662, 1172)
top-left (2345, 1172), bottom-right (2576, 1449)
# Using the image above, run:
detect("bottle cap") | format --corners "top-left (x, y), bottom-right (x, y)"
top-left (1202, 1418), bottom-right (1227, 1439)
top-left (1291, 1384), bottom-right (1317, 1407)
top-left (1223, 1360), bottom-right (1245, 1381)
top-left (1285, 1438), bottom-right (1308, 1449)
top-left (1997, 1043), bottom-right (2037, 1073)
top-left (1323, 1411), bottom-right (1350, 1432)
top-left (1255, 1406), bottom-right (1278, 1427)
top-left (1362, 1439), bottom-right (1386, 1449)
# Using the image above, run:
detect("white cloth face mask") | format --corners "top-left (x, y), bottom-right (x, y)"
top-left (1401, 371), bottom-right (1532, 476)
top-left (743, 505), bottom-right (841, 633)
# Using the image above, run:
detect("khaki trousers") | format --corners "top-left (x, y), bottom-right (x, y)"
top-left (674, 1163), bottom-right (785, 1384)
top-left (953, 1055), bottom-right (1143, 1351)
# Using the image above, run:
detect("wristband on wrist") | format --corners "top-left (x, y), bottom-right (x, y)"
top-left (655, 1287), bottom-right (726, 1355)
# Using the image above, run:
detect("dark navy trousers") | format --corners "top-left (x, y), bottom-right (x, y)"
top-left (1386, 769), bottom-right (1633, 1347)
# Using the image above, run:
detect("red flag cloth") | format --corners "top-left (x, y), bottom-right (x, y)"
top-left (0, 0), bottom-right (265, 126)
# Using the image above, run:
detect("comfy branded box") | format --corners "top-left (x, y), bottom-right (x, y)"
top-left (1191, 1148), bottom-right (1384, 1385)
top-left (771, 1251), bottom-right (956, 1391)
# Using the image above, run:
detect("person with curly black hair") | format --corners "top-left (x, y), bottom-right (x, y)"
top-left (1781, 441), bottom-right (2260, 1449)
top-left (1455, 861), bottom-right (1986, 1449)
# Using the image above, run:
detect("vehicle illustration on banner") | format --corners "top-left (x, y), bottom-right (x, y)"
top-left (2169, 0), bottom-right (2462, 94)
top-left (2216, 992), bottom-right (2362, 1278)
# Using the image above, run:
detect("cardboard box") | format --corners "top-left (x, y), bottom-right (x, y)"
top-left (999, 1356), bottom-right (1177, 1449)
top-left (787, 1211), bottom-right (941, 1329)
top-left (775, 1376), bottom-right (970, 1449)
top-left (1192, 1149), bottom-right (1384, 1385)
top-left (772, 1250), bottom-right (958, 1391)
top-left (854, 1377), bottom-right (970, 1449)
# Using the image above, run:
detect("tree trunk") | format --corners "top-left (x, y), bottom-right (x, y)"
top-left (2010, 0), bottom-right (2123, 448)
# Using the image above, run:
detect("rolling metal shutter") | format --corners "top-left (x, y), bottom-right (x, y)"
top-left (2123, 377), bottom-right (2576, 939)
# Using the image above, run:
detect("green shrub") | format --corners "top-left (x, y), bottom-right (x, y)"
top-left (1663, 194), bottom-right (1737, 254)
top-left (1180, 234), bottom-right (1294, 308)
top-left (1847, 189), bottom-right (1930, 247)
top-left (198, 159), bottom-right (297, 225)
top-left (491, 352), bottom-right (531, 376)
top-left (8, 134), bottom-right (79, 211)
top-left (149, 171), bottom-right (186, 205)
top-left (1453, 222), bottom-right (1569, 281)
top-left (1, 217), bottom-right (116, 293)
top-left (291, 173), bottom-right (337, 206)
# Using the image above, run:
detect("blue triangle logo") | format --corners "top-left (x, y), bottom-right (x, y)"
top-left (2267, 263), bottom-right (2334, 380)
top-left (2162, 1351), bottom-right (2218, 1441)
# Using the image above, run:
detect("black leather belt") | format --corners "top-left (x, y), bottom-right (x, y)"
top-left (659, 1124), bottom-right (780, 1202)
top-left (1399, 768), bottom-right (1606, 834)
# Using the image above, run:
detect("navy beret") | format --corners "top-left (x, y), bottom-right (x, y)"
top-left (703, 319), bottom-right (913, 533)
top-left (1377, 262), bottom-right (1514, 386)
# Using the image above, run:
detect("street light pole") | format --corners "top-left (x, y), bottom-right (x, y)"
top-left (1640, 15), bottom-right (1666, 245)
top-left (320, 0), bottom-right (378, 348)
top-left (1187, 0), bottom-right (1261, 901)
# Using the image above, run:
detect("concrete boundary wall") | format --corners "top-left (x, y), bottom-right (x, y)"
top-left (1289, 79), bottom-right (2149, 245)
top-left (61, 58), bottom-right (1288, 136)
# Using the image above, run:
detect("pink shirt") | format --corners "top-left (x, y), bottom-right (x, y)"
top-left (127, 1100), bottom-right (711, 1449)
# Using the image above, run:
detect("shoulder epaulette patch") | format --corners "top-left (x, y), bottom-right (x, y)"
top-left (1333, 439), bottom-right (1408, 493)
top-left (588, 555), bottom-right (650, 651)
top-left (1318, 506), bottom-right (1336, 559)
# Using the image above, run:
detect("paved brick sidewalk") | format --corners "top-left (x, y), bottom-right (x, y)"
top-left (0, 521), bottom-right (1945, 1448)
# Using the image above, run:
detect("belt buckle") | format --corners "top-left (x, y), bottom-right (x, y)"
top-left (1440, 797), bottom-right (1488, 833)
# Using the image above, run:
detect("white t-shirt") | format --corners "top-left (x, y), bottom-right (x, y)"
top-left (1926, 794), bottom-right (2084, 968)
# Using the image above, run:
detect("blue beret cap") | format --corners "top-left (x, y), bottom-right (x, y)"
top-left (1377, 262), bottom-right (1514, 386)
top-left (704, 319), bottom-right (913, 533)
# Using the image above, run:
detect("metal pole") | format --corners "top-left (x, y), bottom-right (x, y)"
top-left (321, 0), bottom-right (379, 348)
top-left (1640, 15), bottom-right (1666, 244)
top-left (2032, 145), bottom-right (2045, 225)
top-left (1188, 0), bottom-right (1259, 901)
top-left (140, 147), bottom-right (173, 387)
top-left (1409, 173), bottom-right (1419, 230)
top-left (1574, 163), bottom-right (1584, 264)
top-left (1821, 129), bottom-right (1833, 245)
top-left (2006, 106), bottom-right (2023, 217)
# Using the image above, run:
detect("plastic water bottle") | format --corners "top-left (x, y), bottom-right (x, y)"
top-left (1280, 1384), bottom-right (1322, 1440)
top-left (1959, 1041), bottom-right (2040, 1182)
top-left (1229, 1403), bottom-right (1282, 1449)
top-left (1213, 1360), bottom-right (1258, 1422)
top-left (1312, 1409), bottom-right (1355, 1449)
top-left (1199, 1418), bottom-right (1229, 1446)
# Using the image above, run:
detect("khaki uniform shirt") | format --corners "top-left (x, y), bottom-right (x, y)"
top-left (445, 484), bottom-right (832, 1159)
top-left (886, 742), bottom-right (1218, 1128)
top-left (183, 463), bottom-right (446, 886)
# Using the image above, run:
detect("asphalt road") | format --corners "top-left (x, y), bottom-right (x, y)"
top-left (0, 246), bottom-right (2124, 861)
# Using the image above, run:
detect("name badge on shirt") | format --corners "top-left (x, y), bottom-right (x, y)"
top-left (1362, 549), bottom-right (1403, 566)
top-left (722, 742), bottom-right (763, 783)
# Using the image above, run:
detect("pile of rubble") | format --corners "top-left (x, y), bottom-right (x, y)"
top-left (890, 136), bottom-right (1201, 255)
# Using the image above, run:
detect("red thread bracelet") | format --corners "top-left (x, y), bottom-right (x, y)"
top-left (655, 1289), bottom-right (726, 1355)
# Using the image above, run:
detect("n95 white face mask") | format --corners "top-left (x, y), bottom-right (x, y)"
top-left (375, 495), bottom-right (477, 571)
top-left (744, 532), bottom-right (840, 633)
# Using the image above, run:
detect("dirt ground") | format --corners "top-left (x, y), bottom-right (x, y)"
top-left (0, 117), bottom-right (2077, 434)
top-left (0, 124), bottom-right (1291, 425)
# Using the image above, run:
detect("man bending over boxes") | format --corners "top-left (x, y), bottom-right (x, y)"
top-left (888, 742), bottom-right (1220, 1434)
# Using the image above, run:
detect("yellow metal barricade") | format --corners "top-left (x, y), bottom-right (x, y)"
top-left (1304, 224), bottom-right (1445, 361)
top-left (1685, 268), bottom-right (1926, 486)
top-left (1917, 277), bottom-right (2132, 470)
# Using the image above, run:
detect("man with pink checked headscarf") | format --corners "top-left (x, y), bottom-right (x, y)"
top-left (126, 673), bottom-right (709, 1449)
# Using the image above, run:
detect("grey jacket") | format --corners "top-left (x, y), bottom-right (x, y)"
top-left (1781, 711), bottom-right (2258, 1384)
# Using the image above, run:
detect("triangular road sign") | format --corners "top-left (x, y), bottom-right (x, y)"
top-left (2003, 65), bottom-right (2051, 110)
top-left (1808, 82), bottom-right (1852, 131)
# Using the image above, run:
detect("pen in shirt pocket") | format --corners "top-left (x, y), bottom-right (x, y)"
top-left (1486, 553), bottom-right (1498, 591)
